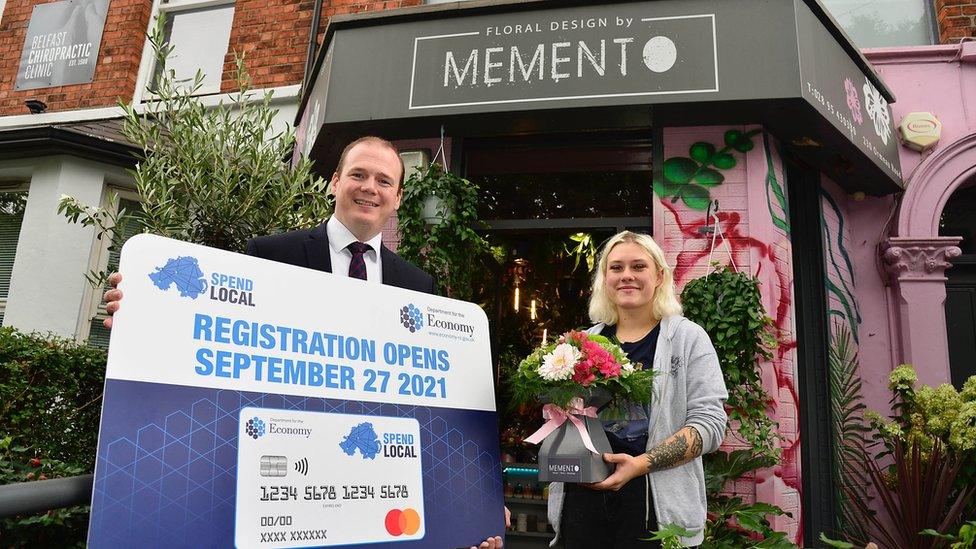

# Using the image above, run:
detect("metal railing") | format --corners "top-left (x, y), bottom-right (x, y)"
top-left (0, 474), bottom-right (93, 519)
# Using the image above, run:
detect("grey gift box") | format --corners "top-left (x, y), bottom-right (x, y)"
top-left (536, 414), bottom-right (614, 483)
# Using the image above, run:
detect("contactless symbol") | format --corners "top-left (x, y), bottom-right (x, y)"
top-left (245, 417), bottom-right (266, 439)
top-left (399, 304), bottom-right (424, 333)
top-left (294, 457), bottom-right (309, 476)
top-left (384, 508), bottom-right (421, 536)
top-left (259, 455), bottom-right (287, 477)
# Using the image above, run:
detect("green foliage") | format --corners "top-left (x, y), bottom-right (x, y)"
top-left (827, 323), bottom-right (872, 540)
top-left (841, 438), bottom-right (974, 549)
top-left (0, 327), bottom-right (107, 545)
top-left (703, 497), bottom-right (794, 549)
top-left (677, 269), bottom-right (793, 547)
top-left (703, 449), bottom-right (777, 495)
top-left (396, 162), bottom-right (490, 300)
top-left (819, 533), bottom-right (857, 548)
top-left (0, 436), bottom-right (88, 547)
top-left (565, 232), bottom-right (598, 273)
top-left (508, 332), bottom-right (655, 410)
top-left (866, 365), bottom-right (976, 491)
top-left (647, 523), bottom-right (697, 549)
top-left (655, 129), bottom-right (759, 210)
top-left (59, 15), bottom-right (330, 281)
top-left (923, 521), bottom-right (976, 549)
top-left (681, 267), bottom-right (779, 458)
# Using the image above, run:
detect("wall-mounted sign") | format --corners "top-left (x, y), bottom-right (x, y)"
top-left (15, 0), bottom-right (110, 91)
top-left (898, 112), bottom-right (941, 152)
top-left (409, 13), bottom-right (718, 110)
top-left (297, 0), bottom-right (904, 192)
top-left (794, 0), bottom-right (901, 181)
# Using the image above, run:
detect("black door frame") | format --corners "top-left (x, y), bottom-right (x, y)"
top-left (785, 156), bottom-right (837, 547)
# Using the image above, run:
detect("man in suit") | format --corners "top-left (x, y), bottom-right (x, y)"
top-left (244, 136), bottom-right (435, 293)
top-left (105, 136), bottom-right (431, 315)
top-left (104, 136), bottom-right (506, 549)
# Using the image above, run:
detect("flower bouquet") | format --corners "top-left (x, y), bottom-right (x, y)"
top-left (509, 330), bottom-right (655, 482)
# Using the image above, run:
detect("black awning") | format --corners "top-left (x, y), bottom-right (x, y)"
top-left (296, 0), bottom-right (903, 195)
top-left (0, 118), bottom-right (139, 166)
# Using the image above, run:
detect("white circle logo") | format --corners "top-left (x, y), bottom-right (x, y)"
top-left (642, 36), bottom-right (677, 73)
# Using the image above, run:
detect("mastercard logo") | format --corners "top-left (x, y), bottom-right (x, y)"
top-left (385, 508), bottom-right (421, 536)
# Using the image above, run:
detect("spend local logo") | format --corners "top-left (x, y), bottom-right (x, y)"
top-left (149, 255), bottom-right (256, 307)
top-left (381, 432), bottom-right (418, 458)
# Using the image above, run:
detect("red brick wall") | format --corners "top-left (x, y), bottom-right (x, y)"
top-left (220, 0), bottom-right (421, 92)
top-left (0, 0), bottom-right (152, 116)
top-left (936, 0), bottom-right (976, 43)
top-left (0, 0), bottom-right (422, 115)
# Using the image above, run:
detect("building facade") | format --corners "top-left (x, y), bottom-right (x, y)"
top-left (1, 0), bottom-right (975, 547)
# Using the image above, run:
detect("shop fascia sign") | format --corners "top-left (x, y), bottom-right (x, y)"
top-left (15, 0), bottom-right (110, 91)
top-left (409, 12), bottom-right (718, 109)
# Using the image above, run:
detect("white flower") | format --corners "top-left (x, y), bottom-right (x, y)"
top-left (621, 360), bottom-right (635, 374)
top-left (862, 79), bottom-right (891, 145)
top-left (538, 343), bottom-right (580, 381)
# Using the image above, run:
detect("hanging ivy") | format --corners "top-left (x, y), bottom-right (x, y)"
top-left (681, 267), bottom-right (780, 457)
top-left (396, 162), bottom-right (489, 300)
top-left (675, 268), bottom-right (791, 547)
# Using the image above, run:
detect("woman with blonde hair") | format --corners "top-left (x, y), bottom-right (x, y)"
top-left (547, 231), bottom-right (728, 548)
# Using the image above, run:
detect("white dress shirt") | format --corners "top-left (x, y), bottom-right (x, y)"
top-left (326, 216), bottom-right (383, 283)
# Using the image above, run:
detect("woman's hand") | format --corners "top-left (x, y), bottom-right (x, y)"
top-left (587, 452), bottom-right (649, 491)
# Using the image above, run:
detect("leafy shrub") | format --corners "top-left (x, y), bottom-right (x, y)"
top-left (0, 327), bottom-right (106, 546)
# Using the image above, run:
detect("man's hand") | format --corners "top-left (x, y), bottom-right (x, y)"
top-left (466, 507), bottom-right (509, 549)
top-left (587, 452), bottom-right (648, 492)
top-left (471, 536), bottom-right (503, 549)
top-left (102, 272), bottom-right (123, 329)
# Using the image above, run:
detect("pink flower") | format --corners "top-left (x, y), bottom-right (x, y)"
top-left (572, 362), bottom-right (596, 386)
top-left (581, 340), bottom-right (602, 356)
top-left (845, 77), bottom-right (863, 125)
top-left (597, 359), bottom-right (622, 378)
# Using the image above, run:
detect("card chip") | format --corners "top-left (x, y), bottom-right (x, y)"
top-left (259, 455), bottom-right (288, 477)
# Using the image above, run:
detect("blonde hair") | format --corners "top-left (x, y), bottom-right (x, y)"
top-left (588, 231), bottom-right (682, 325)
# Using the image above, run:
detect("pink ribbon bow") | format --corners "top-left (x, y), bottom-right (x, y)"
top-left (523, 397), bottom-right (600, 454)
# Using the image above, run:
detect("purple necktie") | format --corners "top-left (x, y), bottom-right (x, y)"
top-left (347, 241), bottom-right (371, 280)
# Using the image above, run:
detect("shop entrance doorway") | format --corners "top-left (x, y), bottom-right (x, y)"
top-left (939, 179), bottom-right (976, 389)
top-left (462, 132), bottom-right (653, 455)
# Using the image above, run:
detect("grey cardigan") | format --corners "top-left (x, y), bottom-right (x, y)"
top-left (547, 315), bottom-right (729, 547)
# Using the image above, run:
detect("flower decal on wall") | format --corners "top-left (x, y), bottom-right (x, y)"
top-left (844, 78), bottom-right (863, 125)
top-left (863, 78), bottom-right (891, 145)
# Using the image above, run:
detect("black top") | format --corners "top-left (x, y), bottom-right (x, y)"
top-left (600, 324), bottom-right (660, 456)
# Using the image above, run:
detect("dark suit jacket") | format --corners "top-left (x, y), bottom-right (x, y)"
top-left (246, 221), bottom-right (436, 295)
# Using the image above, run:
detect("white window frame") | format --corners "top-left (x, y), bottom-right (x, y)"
top-left (78, 186), bottom-right (142, 342)
top-left (0, 182), bottom-right (29, 324)
top-left (132, 0), bottom-right (236, 103)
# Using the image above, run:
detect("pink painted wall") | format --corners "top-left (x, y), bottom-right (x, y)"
top-left (866, 44), bottom-right (976, 188)
top-left (839, 43), bottom-right (976, 408)
top-left (659, 126), bottom-right (801, 542)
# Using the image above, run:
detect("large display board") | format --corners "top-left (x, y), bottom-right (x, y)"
top-left (87, 234), bottom-right (503, 548)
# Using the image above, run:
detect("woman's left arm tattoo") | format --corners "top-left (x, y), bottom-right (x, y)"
top-left (644, 426), bottom-right (704, 473)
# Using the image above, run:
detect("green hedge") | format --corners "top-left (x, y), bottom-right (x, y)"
top-left (0, 326), bottom-right (107, 546)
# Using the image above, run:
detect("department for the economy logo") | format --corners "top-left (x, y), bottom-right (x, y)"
top-left (245, 417), bottom-right (266, 439)
top-left (399, 304), bottom-right (424, 333)
top-left (149, 256), bottom-right (256, 307)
